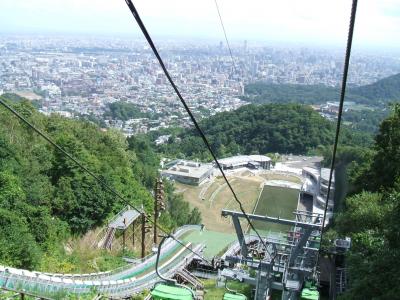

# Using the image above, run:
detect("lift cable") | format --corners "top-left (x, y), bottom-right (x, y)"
top-left (0, 97), bottom-right (213, 267)
top-left (215, 0), bottom-right (269, 254)
top-left (213, 0), bottom-right (238, 74)
top-left (320, 0), bottom-right (358, 250)
top-left (124, 0), bottom-right (272, 257)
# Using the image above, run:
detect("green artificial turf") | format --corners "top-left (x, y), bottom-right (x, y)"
top-left (182, 230), bottom-right (236, 259)
top-left (253, 185), bottom-right (299, 234)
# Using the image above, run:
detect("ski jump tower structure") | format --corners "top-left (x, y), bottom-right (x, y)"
top-left (221, 209), bottom-right (323, 300)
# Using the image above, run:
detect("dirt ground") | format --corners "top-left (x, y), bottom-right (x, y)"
top-left (174, 169), bottom-right (302, 233)
top-left (175, 174), bottom-right (263, 233)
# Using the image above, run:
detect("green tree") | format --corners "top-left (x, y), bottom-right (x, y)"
top-left (0, 170), bottom-right (25, 209)
top-left (158, 104), bottom-right (346, 159)
top-left (0, 95), bottom-right (157, 269)
top-left (355, 104), bottom-right (400, 191)
top-left (331, 105), bottom-right (400, 299)
top-left (103, 101), bottom-right (152, 121)
top-left (335, 191), bottom-right (400, 299)
top-left (0, 208), bottom-right (41, 269)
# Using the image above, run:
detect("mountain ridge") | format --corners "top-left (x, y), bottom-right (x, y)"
top-left (156, 103), bottom-right (372, 160)
top-left (244, 72), bottom-right (400, 106)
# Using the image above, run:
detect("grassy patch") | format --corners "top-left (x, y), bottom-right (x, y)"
top-left (260, 173), bottom-right (302, 184)
top-left (253, 185), bottom-right (299, 233)
top-left (175, 177), bottom-right (262, 233)
top-left (224, 179), bottom-right (261, 213)
top-left (182, 230), bottom-right (236, 259)
top-left (39, 245), bottom-right (128, 274)
top-left (203, 279), bottom-right (253, 300)
top-left (37, 228), bottom-right (140, 274)
top-left (203, 182), bottom-right (221, 200)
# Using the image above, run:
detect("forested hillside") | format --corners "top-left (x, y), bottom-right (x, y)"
top-left (325, 104), bottom-right (400, 299)
top-left (342, 109), bottom-right (389, 134)
top-left (156, 103), bottom-right (371, 160)
top-left (0, 95), bottom-right (200, 271)
top-left (104, 101), bottom-right (154, 121)
top-left (351, 73), bottom-right (400, 103)
top-left (244, 84), bottom-right (351, 104)
top-left (244, 73), bottom-right (400, 107)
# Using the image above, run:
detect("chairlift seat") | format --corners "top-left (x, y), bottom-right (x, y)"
top-left (223, 293), bottom-right (247, 300)
top-left (151, 283), bottom-right (194, 300)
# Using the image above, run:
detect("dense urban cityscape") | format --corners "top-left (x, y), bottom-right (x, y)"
top-left (1, 34), bottom-right (400, 135)
top-left (1, 0), bottom-right (400, 297)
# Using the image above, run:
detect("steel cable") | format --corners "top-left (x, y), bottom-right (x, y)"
top-left (124, 0), bottom-right (273, 258)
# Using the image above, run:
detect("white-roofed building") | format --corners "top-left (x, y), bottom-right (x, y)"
top-left (216, 155), bottom-right (272, 170)
top-left (161, 160), bottom-right (213, 185)
top-left (301, 166), bottom-right (335, 221)
top-left (320, 168), bottom-right (335, 201)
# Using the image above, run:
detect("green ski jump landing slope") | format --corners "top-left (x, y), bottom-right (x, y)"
top-left (253, 185), bottom-right (299, 234)
top-left (183, 230), bottom-right (236, 258)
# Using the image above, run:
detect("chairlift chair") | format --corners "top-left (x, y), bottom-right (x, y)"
top-left (150, 235), bottom-right (196, 300)
top-left (222, 280), bottom-right (247, 300)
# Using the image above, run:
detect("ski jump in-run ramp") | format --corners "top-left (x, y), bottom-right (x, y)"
top-left (0, 225), bottom-right (213, 299)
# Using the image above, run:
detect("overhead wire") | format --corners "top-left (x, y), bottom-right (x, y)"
top-left (320, 0), bottom-right (358, 240)
top-left (317, 0), bottom-right (358, 284)
top-left (0, 97), bottom-right (212, 266)
top-left (0, 0), bottom-right (358, 287)
top-left (213, 0), bottom-right (238, 74)
top-left (123, 0), bottom-right (273, 258)
top-left (212, 0), bottom-right (276, 260)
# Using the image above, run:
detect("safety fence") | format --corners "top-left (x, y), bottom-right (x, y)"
top-left (0, 243), bottom-right (205, 299)
top-left (0, 225), bottom-right (202, 298)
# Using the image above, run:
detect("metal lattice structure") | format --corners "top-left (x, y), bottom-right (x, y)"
top-left (221, 209), bottom-right (323, 300)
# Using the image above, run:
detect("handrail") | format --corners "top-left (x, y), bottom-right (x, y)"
top-left (0, 245), bottom-right (204, 298)
top-left (0, 226), bottom-right (203, 298)
top-left (36, 225), bottom-right (200, 281)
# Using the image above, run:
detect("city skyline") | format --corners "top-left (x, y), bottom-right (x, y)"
top-left (1, 35), bottom-right (399, 136)
top-left (1, 0), bottom-right (400, 50)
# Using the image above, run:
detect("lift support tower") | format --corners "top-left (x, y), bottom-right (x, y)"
top-left (221, 209), bottom-right (323, 300)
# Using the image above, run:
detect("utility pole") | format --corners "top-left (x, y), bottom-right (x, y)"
top-left (122, 218), bottom-right (127, 251)
top-left (132, 220), bottom-right (135, 247)
top-left (141, 213), bottom-right (146, 258)
top-left (154, 178), bottom-right (165, 244)
top-left (141, 213), bottom-right (152, 258)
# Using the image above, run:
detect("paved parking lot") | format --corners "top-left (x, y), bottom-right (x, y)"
top-left (280, 155), bottom-right (323, 169)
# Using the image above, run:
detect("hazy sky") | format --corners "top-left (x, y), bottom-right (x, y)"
top-left (1, 0), bottom-right (400, 49)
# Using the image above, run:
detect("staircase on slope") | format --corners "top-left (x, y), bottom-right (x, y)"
top-left (174, 269), bottom-right (204, 300)
top-left (175, 269), bottom-right (204, 290)
top-left (98, 227), bottom-right (116, 250)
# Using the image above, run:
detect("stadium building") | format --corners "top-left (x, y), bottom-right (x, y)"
top-left (161, 160), bottom-right (214, 185)
top-left (216, 155), bottom-right (272, 170)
